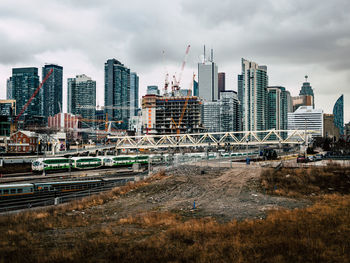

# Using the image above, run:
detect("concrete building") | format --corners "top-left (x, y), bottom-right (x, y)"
top-left (130, 72), bottom-right (139, 117)
top-left (288, 106), bottom-right (323, 137)
top-left (104, 59), bottom-right (130, 129)
top-left (11, 67), bottom-right (41, 119)
top-left (333, 94), bottom-right (344, 135)
top-left (267, 86), bottom-right (288, 131)
top-left (67, 74), bottom-right (96, 124)
top-left (238, 58), bottom-right (268, 131)
top-left (42, 64), bottom-right (63, 119)
top-left (218, 72), bottom-right (225, 99)
top-left (147, 85), bottom-right (160, 95)
top-left (141, 95), bottom-right (203, 134)
top-left (198, 59), bottom-right (218, 101)
top-left (344, 122), bottom-right (350, 141)
top-left (285, 90), bottom-right (293, 113)
top-left (323, 114), bottom-right (340, 141)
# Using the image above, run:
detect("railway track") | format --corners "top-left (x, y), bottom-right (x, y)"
top-left (0, 178), bottom-right (134, 213)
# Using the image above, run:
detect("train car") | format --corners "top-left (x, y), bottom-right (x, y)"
top-left (33, 180), bottom-right (104, 193)
top-left (71, 157), bottom-right (103, 170)
top-left (0, 183), bottom-right (34, 198)
top-left (107, 155), bottom-right (149, 167)
top-left (32, 158), bottom-right (71, 172)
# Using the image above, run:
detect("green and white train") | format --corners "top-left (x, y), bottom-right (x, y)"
top-left (32, 155), bottom-right (151, 173)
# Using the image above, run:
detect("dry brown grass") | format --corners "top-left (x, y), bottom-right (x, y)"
top-left (0, 169), bottom-right (349, 262)
top-left (261, 164), bottom-right (350, 197)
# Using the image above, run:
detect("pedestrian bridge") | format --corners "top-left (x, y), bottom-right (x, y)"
top-left (107, 129), bottom-right (318, 150)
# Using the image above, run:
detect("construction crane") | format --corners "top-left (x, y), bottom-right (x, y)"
top-left (15, 69), bottom-right (53, 122)
top-left (162, 50), bottom-right (170, 96)
top-left (171, 45), bottom-right (191, 93)
top-left (171, 73), bottom-right (196, 135)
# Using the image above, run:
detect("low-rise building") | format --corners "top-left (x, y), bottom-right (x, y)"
top-left (8, 130), bottom-right (38, 153)
top-left (323, 114), bottom-right (340, 141)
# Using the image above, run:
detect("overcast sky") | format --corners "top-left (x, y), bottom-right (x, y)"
top-left (0, 0), bottom-right (349, 122)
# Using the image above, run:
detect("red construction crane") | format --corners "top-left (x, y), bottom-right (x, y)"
top-left (172, 44), bottom-right (191, 92)
top-left (15, 68), bottom-right (53, 122)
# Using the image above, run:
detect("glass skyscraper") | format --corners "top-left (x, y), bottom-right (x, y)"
top-left (238, 58), bottom-right (268, 131)
top-left (130, 72), bottom-right (139, 117)
top-left (104, 59), bottom-right (130, 129)
top-left (42, 64), bottom-right (63, 119)
top-left (67, 74), bottom-right (96, 126)
top-left (333, 94), bottom-right (344, 135)
top-left (11, 67), bottom-right (41, 119)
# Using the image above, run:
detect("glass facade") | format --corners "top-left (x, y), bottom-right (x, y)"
top-left (333, 94), bottom-right (344, 135)
top-left (67, 74), bottom-right (96, 127)
top-left (42, 64), bottom-right (63, 119)
top-left (11, 67), bottom-right (41, 119)
top-left (130, 72), bottom-right (139, 117)
top-left (104, 59), bottom-right (130, 129)
top-left (238, 59), bottom-right (268, 131)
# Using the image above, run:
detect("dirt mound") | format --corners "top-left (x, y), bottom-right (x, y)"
top-left (101, 165), bottom-right (310, 222)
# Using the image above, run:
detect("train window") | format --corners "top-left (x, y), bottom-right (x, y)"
top-left (18, 189), bottom-right (23, 193)
top-left (0, 190), bottom-right (2, 194)
top-left (10, 189), bottom-right (16, 194)
top-left (4, 190), bottom-right (9, 194)
top-left (44, 187), bottom-right (48, 191)
top-left (50, 187), bottom-right (53, 191)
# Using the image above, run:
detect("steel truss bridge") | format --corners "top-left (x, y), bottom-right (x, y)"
top-left (108, 130), bottom-right (318, 150)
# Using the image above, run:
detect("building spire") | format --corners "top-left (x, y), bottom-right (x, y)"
top-left (305, 75), bottom-right (308, 82)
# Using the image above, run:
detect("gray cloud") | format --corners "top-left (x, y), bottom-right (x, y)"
top-left (0, 0), bottom-right (349, 122)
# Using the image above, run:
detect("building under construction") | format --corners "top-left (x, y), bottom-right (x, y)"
top-left (142, 94), bottom-right (204, 134)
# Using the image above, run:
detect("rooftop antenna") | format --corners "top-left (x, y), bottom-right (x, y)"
top-left (211, 48), bottom-right (213, 62)
top-left (203, 45), bottom-right (206, 63)
top-left (305, 75), bottom-right (308, 82)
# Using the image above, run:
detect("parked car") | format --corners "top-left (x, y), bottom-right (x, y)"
top-left (307, 155), bottom-right (315, 162)
top-left (315, 154), bottom-right (323, 161)
top-left (297, 155), bottom-right (308, 163)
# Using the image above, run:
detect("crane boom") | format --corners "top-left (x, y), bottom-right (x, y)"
top-left (15, 68), bottom-right (53, 122)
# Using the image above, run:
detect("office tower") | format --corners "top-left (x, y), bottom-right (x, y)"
top-left (220, 91), bottom-right (240, 132)
top-left (104, 59), bottom-right (130, 129)
top-left (193, 80), bottom-right (199, 97)
top-left (67, 74), bottom-right (96, 123)
top-left (147, 86), bottom-right (160, 95)
top-left (198, 49), bottom-right (218, 101)
top-left (299, 75), bottom-right (314, 108)
top-left (333, 94), bottom-right (344, 135)
top-left (201, 101), bottom-right (221, 132)
top-left (11, 67), bottom-right (41, 119)
top-left (42, 64), bottom-right (63, 119)
top-left (287, 106), bottom-right (323, 137)
top-left (130, 72), bottom-right (139, 117)
top-left (218, 72), bottom-right (225, 99)
top-left (6, 78), bottom-right (13, 100)
top-left (0, 100), bottom-right (16, 136)
top-left (238, 58), bottom-right (268, 131)
top-left (201, 91), bottom-right (241, 133)
top-left (267, 86), bottom-right (288, 130)
top-left (285, 90), bottom-right (293, 113)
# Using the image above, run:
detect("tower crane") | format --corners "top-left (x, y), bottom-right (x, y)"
top-left (171, 73), bottom-right (196, 135)
top-left (171, 45), bottom-right (191, 93)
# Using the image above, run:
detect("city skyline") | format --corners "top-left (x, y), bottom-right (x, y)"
top-left (0, 0), bottom-right (349, 122)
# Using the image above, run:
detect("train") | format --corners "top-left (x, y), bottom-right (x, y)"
top-left (31, 151), bottom-right (261, 173)
top-left (31, 155), bottom-right (150, 173)
top-left (0, 179), bottom-right (107, 198)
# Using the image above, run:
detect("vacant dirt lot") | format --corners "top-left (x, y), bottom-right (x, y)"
top-left (87, 165), bottom-right (310, 222)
